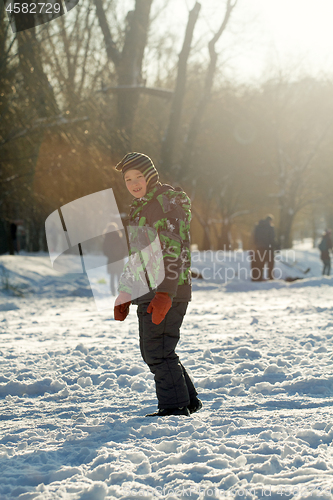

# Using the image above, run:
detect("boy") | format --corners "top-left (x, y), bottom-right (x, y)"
top-left (114, 152), bottom-right (201, 417)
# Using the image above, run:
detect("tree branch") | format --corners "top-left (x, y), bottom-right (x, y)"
top-left (0, 115), bottom-right (89, 146)
top-left (93, 0), bottom-right (121, 67)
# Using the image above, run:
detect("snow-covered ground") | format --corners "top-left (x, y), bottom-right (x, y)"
top-left (0, 243), bottom-right (333, 500)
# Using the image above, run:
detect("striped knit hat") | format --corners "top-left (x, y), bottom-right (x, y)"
top-left (115, 152), bottom-right (159, 192)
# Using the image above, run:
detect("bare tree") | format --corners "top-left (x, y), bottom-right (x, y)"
top-left (94, 0), bottom-right (153, 148)
top-left (265, 78), bottom-right (333, 248)
top-left (16, 28), bottom-right (59, 117)
top-left (181, 0), bottom-right (238, 179)
top-left (160, 1), bottom-right (201, 176)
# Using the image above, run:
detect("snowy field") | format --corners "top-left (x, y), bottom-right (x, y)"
top-left (1, 244), bottom-right (333, 500)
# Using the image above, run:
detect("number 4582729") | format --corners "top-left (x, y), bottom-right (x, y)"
top-left (5, 3), bottom-right (61, 14)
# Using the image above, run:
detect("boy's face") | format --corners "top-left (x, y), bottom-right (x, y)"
top-left (124, 169), bottom-right (147, 198)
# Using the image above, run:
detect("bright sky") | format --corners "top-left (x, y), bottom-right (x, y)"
top-left (240, 0), bottom-right (333, 81)
top-left (153, 0), bottom-right (333, 83)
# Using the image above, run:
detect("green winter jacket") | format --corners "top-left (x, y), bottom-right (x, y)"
top-left (118, 183), bottom-right (192, 304)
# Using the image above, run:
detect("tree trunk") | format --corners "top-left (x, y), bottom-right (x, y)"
top-left (191, 205), bottom-right (211, 250)
top-left (117, 0), bottom-right (153, 144)
top-left (326, 207), bottom-right (333, 234)
top-left (94, 0), bottom-right (153, 150)
top-left (7, 222), bottom-right (15, 255)
top-left (26, 217), bottom-right (41, 253)
top-left (16, 28), bottom-right (59, 118)
top-left (278, 208), bottom-right (294, 249)
top-left (217, 218), bottom-right (232, 250)
top-left (161, 2), bottom-right (201, 177)
top-left (181, 0), bottom-right (237, 179)
top-left (14, 20), bottom-right (59, 252)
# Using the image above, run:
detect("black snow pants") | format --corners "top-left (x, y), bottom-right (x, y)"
top-left (137, 301), bottom-right (197, 409)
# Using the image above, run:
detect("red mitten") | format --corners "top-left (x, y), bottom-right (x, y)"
top-left (147, 292), bottom-right (172, 325)
top-left (114, 292), bottom-right (131, 321)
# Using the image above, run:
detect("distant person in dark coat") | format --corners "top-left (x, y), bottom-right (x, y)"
top-left (318, 229), bottom-right (332, 276)
top-left (252, 215), bottom-right (276, 281)
top-left (102, 222), bottom-right (128, 295)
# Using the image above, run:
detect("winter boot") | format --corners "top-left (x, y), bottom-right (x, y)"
top-left (146, 407), bottom-right (190, 417)
top-left (188, 397), bottom-right (202, 414)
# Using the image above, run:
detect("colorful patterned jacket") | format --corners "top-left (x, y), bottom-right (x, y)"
top-left (118, 183), bottom-right (192, 304)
